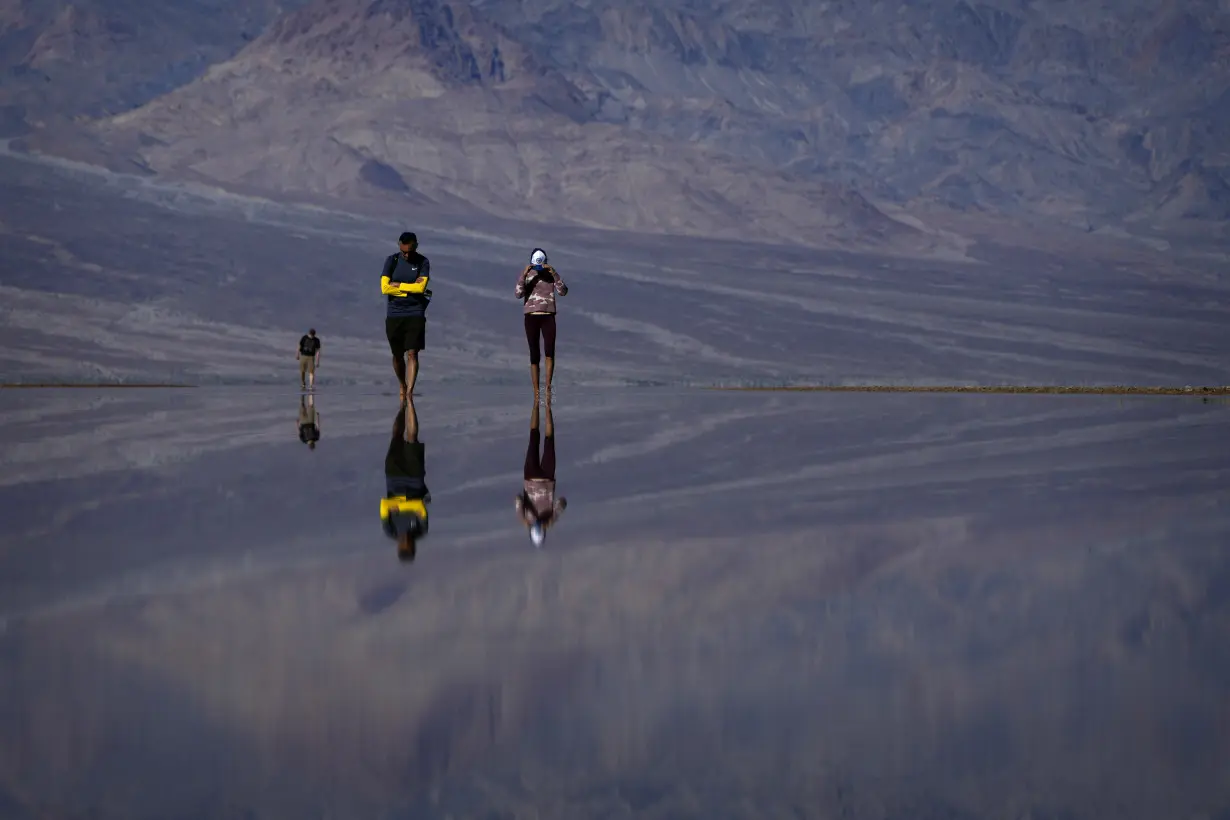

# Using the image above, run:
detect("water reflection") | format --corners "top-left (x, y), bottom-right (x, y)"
top-left (515, 400), bottom-right (567, 547)
top-left (296, 393), bottom-right (321, 449)
top-left (380, 398), bottom-right (430, 562)
top-left (1, 390), bottom-right (1227, 818)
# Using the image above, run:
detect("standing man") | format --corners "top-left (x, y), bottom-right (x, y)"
top-left (515, 248), bottom-right (567, 401)
top-left (381, 231), bottom-right (431, 401)
top-left (297, 328), bottom-right (321, 390)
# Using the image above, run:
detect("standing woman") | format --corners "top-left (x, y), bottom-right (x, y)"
top-left (515, 248), bottom-right (568, 401)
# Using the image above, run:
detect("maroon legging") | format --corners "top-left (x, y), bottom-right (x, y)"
top-left (524, 313), bottom-right (557, 365)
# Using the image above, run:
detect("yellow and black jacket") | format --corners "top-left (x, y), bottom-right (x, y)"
top-left (381, 252), bottom-right (432, 318)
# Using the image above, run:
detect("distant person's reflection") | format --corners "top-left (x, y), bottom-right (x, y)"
top-left (515, 400), bottom-right (566, 547)
top-left (380, 398), bottom-right (430, 562)
top-left (297, 394), bottom-right (321, 450)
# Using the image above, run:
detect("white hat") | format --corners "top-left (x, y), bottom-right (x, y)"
top-left (530, 249), bottom-right (547, 266)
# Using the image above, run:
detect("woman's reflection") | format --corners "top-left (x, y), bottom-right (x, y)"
top-left (515, 400), bottom-right (567, 547)
top-left (380, 398), bottom-right (430, 563)
top-left (297, 394), bottom-right (321, 450)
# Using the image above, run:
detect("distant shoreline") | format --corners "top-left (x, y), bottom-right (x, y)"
top-left (709, 385), bottom-right (1230, 396)
top-left (0, 384), bottom-right (195, 389)
top-left (3, 383), bottom-right (1226, 397)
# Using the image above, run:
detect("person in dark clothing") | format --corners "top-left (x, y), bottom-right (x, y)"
top-left (381, 397), bottom-right (430, 562)
top-left (514, 248), bottom-right (568, 401)
top-left (381, 231), bottom-right (431, 401)
top-left (297, 393), bottom-right (321, 450)
top-left (515, 399), bottom-right (566, 547)
top-left (297, 328), bottom-right (322, 390)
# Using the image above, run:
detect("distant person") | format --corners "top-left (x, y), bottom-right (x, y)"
top-left (515, 400), bottom-right (566, 547)
top-left (297, 328), bottom-right (322, 390)
top-left (381, 231), bottom-right (431, 401)
top-left (381, 397), bottom-right (430, 563)
top-left (297, 393), bottom-right (321, 450)
top-left (515, 248), bottom-right (568, 401)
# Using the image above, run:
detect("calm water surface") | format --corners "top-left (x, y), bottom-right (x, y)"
top-left (0, 387), bottom-right (1227, 819)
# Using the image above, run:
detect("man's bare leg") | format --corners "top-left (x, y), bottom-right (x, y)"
top-left (530, 400), bottom-right (539, 432)
top-left (406, 350), bottom-right (420, 396)
top-left (530, 362), bottom-right (540, 402)
top-left (544, 400), bottom-right (553, 437)
top-left (392, 354), bottom-right (407, 401)
top-left (544, 356), bottom-right (554, 399)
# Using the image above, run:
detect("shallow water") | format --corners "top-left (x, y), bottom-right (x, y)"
top-left (0, 387), bottom-right (1227, 818)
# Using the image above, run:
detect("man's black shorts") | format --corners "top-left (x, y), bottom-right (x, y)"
top-left (386, 316), bottom-right (426, 358)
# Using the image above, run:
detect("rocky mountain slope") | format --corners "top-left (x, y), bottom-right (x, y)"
top-left (13, 0), bottom-right (1230, 249)
top-left (489, 0), bottom-right (1230, 226)
top-left (26, 0), bottom-right (942, 252)
top-left (0, 0), bottom-right (312, 134)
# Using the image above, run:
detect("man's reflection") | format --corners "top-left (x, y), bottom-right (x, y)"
top-left (515, 400), bottom-right (566, 547)
top-left (380, 398), bottom-right (430, 562)
top-left (297, 394), bottom-right (321, 449)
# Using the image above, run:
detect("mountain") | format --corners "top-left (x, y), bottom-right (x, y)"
top-left (0, 0), bottom-right (313, 134)
top-left (436, 0), bottom-right (1230, 231)
top-left (506, 0), bottom-right (1230, 202)
top-left (13, 0), bottom-right (1230, 250)
top-left (20, 0), bottom-right (949, 253)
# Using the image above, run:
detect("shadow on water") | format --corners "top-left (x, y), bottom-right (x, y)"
top-left (355, 580), bottom-right (409, 616)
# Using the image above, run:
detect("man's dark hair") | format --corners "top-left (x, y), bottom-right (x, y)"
top-left (309, 328), bottom-right (316, 335)
top-left (399, 231), bottom-right (417, 245)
